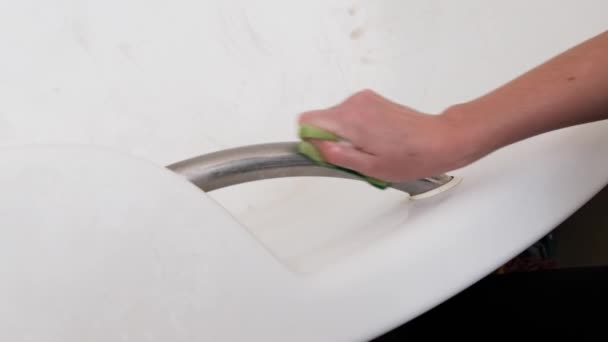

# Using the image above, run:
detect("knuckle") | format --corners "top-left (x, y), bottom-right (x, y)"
top-left (298, 109), bottom-right (323, 123)
top-left (320, 143), bottom-right (339, 157)
top-left (347, 88), bottom-right (378, 104)
top-left (357, 88), bottom-right (378, 98)
top-left (318, 142), bottom-right (341, 159)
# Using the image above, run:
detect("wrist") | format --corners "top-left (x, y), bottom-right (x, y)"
top-left (439, 102), bottom-right (498, 167)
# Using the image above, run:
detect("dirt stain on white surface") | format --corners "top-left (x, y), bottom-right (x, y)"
top-left (118, 43), bottom-right (138, 64)
top-left (242, 10), bottom-right (269, 54)
top-left (348, 5), bottom-right (357, 16)
top-left (71, 20), bottom-right (90, 53)
top-left (360, 56), bottom-right (373, 64)
top-left (350, 27), bottom-right (365, 40)
top-left (0, 112), bottom-right (15, 140)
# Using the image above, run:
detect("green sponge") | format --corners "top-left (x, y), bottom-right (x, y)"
top-left (297, 124), bottom-right (390, 189)
top-left (298, 124), bottom-right (341, 141)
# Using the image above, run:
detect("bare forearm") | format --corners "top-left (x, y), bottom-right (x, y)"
top-left (447, 30), bottom-right (608, 157)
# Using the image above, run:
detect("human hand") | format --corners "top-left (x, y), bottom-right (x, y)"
top-left (297, 90), bottom-right (486, 182)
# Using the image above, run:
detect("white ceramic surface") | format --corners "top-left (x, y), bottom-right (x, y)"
top-left (0, 1), bottom-right (607, 341)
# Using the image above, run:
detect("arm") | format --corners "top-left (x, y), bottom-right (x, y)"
top-left (298, 30), bottom-right (608, 182)
top-left (448, 30), bottom-right (608, 158)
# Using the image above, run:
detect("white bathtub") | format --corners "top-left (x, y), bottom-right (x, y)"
top-left (0, 1), bottom-right (607, 340)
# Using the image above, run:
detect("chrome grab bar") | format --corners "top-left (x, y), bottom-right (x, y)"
top-left (167, 142), bottom-right (456, 196)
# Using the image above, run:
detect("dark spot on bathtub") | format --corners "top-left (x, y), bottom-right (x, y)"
top-left (348, 5), bottom-right (357, 16)
top-left (567, 76), bottom-right (576, 81)
top-left (118, 43), bottom-right (136, 62)
top-left (52, 87), bottom-right (61, 94)
top-left (350, 27), bottom-right (365, 40)
top-left (71, 20), bottom-right (90, 53)
top-left (360, 56), bottom-right (373, 64)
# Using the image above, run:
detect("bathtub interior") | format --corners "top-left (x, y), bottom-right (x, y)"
top-left (209, 177), bottom-right (428, 273)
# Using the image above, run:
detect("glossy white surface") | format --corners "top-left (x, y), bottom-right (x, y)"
top-left (0, 0), bottom-right (607, 340)
top-left (0, 146), bottom-right (296, 341)
top-left (1, 126), bottom-right (607, 341)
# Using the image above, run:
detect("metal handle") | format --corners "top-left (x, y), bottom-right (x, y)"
top-left (167, 142), bottom-right (457, 197)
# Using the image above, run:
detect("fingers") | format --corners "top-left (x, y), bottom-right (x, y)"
top-left (298, 109), bottom-right (362, 143)
top-left (310, 139), bottom-right (377, 175)
top-left (297, 89), bottom-right (383, 143)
